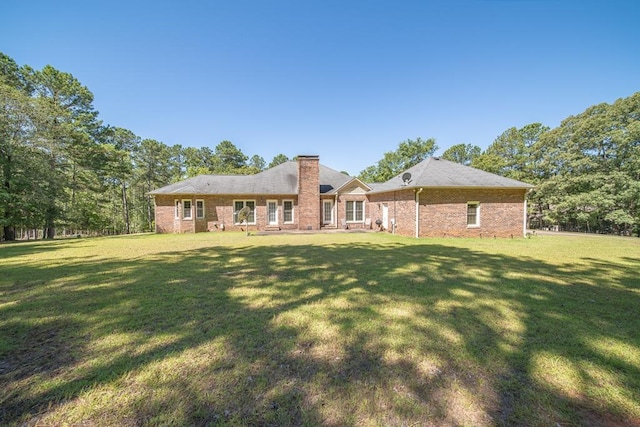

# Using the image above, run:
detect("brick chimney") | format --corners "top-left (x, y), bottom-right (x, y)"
top-left (297, 155), bottom-right (320, 230)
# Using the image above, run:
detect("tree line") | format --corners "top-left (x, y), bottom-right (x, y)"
top-left (0, 53), bottom-right (290, 240)
top-left (357, 93), bottom-right (639, 236)
top-left (449, 93), bottom-right (639, 236)
top-left (2, 52), bottom-right (638, 239)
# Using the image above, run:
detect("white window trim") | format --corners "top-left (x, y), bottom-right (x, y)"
top-left (467, 201), bottom-right (480, 228)
top-left (283, 199), bottom-right (294, 224)
top-left (196, 199), bottom-right (205, 219)
top-left (175, 199), bottom-right (180, 219)
top-left (182, 199), bottom-right (193, 220)
top-left (233, 199), bottom-right (256, 225)
top-left (346, 200), bottom-right (365, 223)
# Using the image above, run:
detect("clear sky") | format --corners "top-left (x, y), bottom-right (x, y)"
top-left (2, 0), bottom-right (639, 175)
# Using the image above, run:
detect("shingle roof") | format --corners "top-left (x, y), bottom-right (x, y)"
top-left (149, 157), bottom-right (533, 197)
top-left (367, 157), bottom-right (534, 193)
top-left (149, 161), bottom-right (352, 195)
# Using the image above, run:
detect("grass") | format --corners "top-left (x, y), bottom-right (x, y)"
top-left (1, 231), bottom-right (639, 426)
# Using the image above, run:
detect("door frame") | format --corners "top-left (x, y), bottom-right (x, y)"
top-left (322, 200), bottom-right (334, 225)
top-left (267, 200), bottom-right (278, 225)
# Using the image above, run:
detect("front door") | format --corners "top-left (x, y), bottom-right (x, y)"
top-left (267, 200), bottom-right (278, 225)
top-left (323, 200), bottom-right (333, 225)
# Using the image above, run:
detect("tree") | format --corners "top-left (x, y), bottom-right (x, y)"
top-left (168, 144), bottom-right (186, 182)
top-left (472, 123), bottom-right (549, 182)
top-left (0, 83), bottom-right (40, 240)
top-left (237, 205), bottom-right (252, 237)
top-left (102, 127), bottom-right (139, 234)
top-left (0, 53), bottom-right (53, 240)
top-left (184, 146), bottom-right (216, 177)
top-left (247, 154), bottom-right (266, 173)
top-left (358, 137), bottom-right (438, 182)
top-left (493, 94), bottom-right (640, 235)
top-left (133, 138), bottom-right (174, 231)
top-left (441, 143), bottom-right (481, 165)
top-left (268, 153), bottom-right (289, 168)
top-left (24, 63), bottom-right (101, 238)
top-left (213, 140), bottom-right (248, 174)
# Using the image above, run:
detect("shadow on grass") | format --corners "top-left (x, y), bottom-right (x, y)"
top-left (0, 238), bottom-right (87, 260)
top-left (1, 237), bottom-right (639, 425)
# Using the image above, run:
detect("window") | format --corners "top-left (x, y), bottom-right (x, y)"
top-left (196, 199), bottom-right (204, 219)
top-left (183, 199), bottom-right (192, 220)
top-left (467, 202), bottom-right (480, 227)
top-left (234, 200), bottom-right (256, 224)
top-left (283, 200), bottom-right (294, 223)
top-left (175, 199), bottom-right (180, 219)
top-left (346, 200), bottom-right (364, 222)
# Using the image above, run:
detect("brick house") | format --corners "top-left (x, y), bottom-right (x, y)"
top-left (149, 155), bottom-right (533, 237)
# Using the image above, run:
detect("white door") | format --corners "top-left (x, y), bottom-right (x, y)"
top-left (382, 204), bottom-right (389, 230)
top-left (267, 201), bottom-right (278, 225)
top-left (323, 200), bottom-right (333, 225)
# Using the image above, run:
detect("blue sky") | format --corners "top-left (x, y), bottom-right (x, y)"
top-left (2, 0), bottom-right (639, 175)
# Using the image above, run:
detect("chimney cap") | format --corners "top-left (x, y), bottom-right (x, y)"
top-left (297, 155), bottom-right (319, 160)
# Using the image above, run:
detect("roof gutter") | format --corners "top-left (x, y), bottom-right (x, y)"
top-left (366, 184), bottom-right (534, 196)
top-left (415, 188), bottom-right (423, 238)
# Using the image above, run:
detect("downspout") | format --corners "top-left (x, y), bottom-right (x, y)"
top-left (523, 191), bottom-right (528, 237)
top-left (415, 188), bottom-right (423, 238)
top-left (393, 191), bottom-right (397, 234)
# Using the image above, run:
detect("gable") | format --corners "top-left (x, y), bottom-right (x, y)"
top-left (339, 181), bottom-right (368, 194)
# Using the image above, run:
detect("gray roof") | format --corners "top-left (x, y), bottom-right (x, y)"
top-left (149, 161), bottom-right (352, 196)
top-left (368, 157), bottom-right (534, 193)
top-left (150, 157), bottom-right (533, 197)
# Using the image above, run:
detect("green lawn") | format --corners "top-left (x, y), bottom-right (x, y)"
top-left (1, 232), bottom-right (639, 426)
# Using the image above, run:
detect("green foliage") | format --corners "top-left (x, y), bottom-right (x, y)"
top-left (529, 93), bottom-right (640, 234)
top-left (213, 140), bottom-right (248, 173)
top-left (0, 53), bottom-right (276, 239)
top-left (247, 154), bottom-right (266, 172)
top-left (268, 153), bottom-right (289, 168)
top-left (0, 64), bottom-right (55, 240)
top-left (2, 50), bottom-right (638, 239)
top-left (468, 99), bottom-right (639, 236)
top-left (441, 143), bottom-right (481, 165)
top-left (183, 146), bottom-right (216, 177)
top-left (359, 137), bottom-right (438, 182)
top-left (472, 123), bottom-right (549, 182)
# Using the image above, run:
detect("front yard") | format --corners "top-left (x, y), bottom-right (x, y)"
top-left (1, 232), bottom-right (639, 426)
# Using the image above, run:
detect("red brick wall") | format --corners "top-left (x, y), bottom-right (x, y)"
top-left (153, 179), bottom-right (526, 237)
top-left (367, 188), bottom-right (526, 237)
top-left (154, 195), bottom-right (300, 233)
top-left (419, 188), bottom-right (526, 237)
top-left (154, 195), bottom-right (175, 233)
top-left (336, 193), bottom-right (370, 229)
top-left (367, 190), bottom-right (415, 235)
top-left (297, 155), bottom-right (320, 230)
